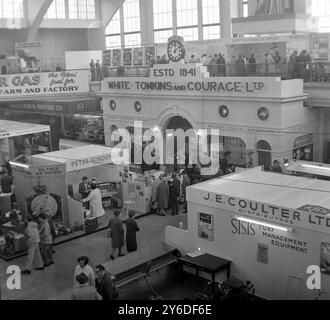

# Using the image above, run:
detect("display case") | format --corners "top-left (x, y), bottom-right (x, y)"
top-left (97, 181), bottom-right (122, 209)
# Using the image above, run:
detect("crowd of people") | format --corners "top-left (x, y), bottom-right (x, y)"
top-left (189, 49), bottom-right (313, 80)
top-left (151, 171), bottom-right (191, 217)
top-left (22, 210), bottom-right (56, 275)
top-left (89, 59), bottom-right (105, 81)
top-left (71, 257), bottom-right (117, 301)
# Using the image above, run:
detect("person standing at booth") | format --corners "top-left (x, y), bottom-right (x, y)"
top-left (82, 183), bottom-right (105, 219)
top-left (79, 176), bottom-right (90, 209)
top-left (157, 176), bottom-right (169, 216)
top-left (0, 169), bottom-right (13, 194)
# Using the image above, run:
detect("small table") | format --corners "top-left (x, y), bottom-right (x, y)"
top-left (179, 253), bottom-right (231, 283)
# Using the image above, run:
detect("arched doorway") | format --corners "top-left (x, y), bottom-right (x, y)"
top-left (164, 116), bottom-right (194, 172)
top-left (256, 140), bottom-right (272, 169)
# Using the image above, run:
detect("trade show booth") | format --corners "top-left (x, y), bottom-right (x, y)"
top-left (165, 167), bottom-right (330, 300)
top-left (0, 120), bottom-right (50, 168)
top-left (29, 145), bottom-right (124, 228)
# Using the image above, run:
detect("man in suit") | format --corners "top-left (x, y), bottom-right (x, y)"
top-left (170, 174), bottom-right (181, 215)
top-left (79, 176), bottom-right (90, 209)
top-left (95, 265), bottom-right (115, 301)
top-left (71, 273), bottom-right (101, 300)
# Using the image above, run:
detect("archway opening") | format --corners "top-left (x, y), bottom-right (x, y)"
top-left (256, 140), bottom-right (272, 169)
top-left (164, 116), bottom-right (194, 172)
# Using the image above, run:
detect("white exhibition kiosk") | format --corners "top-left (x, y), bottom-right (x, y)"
top-left (0, 120), bottom-right (50, 213)
top-left (165, 167), bottom-right (330, 300)
top-left (30, 145), bottom-right (124, 227)
top-left (0, 119), bottom-right (50, 165)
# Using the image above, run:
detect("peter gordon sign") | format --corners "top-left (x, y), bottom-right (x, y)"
top-left (0, 71), bottom-right (90, 97)
top-left (188, 189), bottom-right (330, 235)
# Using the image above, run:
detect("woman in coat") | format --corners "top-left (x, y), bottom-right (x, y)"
top-left (157, 176), bottom-right (169, 216)
top-left (108, 210), bottom-right (125, 260)
top-left (125, 211), bottom-right (140, 253)
top-left (82, 183), bottom-right (105, 218)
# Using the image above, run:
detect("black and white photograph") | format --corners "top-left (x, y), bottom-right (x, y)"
top-left (1, 0), bottom-right (330, 311)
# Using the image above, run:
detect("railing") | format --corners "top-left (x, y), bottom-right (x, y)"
top-left (2, 62), bottom-right (330, 85)
top-left (99, 62), bottom-right (330, 83)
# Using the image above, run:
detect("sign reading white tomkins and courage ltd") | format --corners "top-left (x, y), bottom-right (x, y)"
top-left (188, 190), bottom-right (330, 235)
top-left (0, 71), bottom-right (90, 97)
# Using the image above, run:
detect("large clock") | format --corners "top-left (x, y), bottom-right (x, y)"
top-left (167, 36), bottom-right (185, 62)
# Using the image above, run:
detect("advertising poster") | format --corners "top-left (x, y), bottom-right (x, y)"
top-left (123, 48), bottom-right (133, 67)
top-left (112, 49), bottom-right (122, 67)
top-left (27, 165), bottom-right (67, 224)
top-left (312, 35), bottom-right (329, 61)
top-left (321, 242), bottom-right (330, 274)
top-left (257, 243), bottom-right (269, 264)
top-left (198, 212), bottom-right (214, 241)
top-left (133, 48), bottom-right (143, 66)
top-left (145, 46), bottom-right (156, 66)
top-left (103, 50), bottom-right (111, 66)
top-left (0, 70), bottom-right (90, 98)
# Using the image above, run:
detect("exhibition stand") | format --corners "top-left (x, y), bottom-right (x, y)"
top-left (0, 119), bottom-right (50, 168)
top-left (165, 167), bottom-right (330, 300)
top-left (0, 145), bottom-right (124, 260)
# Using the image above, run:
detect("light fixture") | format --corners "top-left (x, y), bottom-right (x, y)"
top-left (257, 107), bottom-right (270, 121)
top-left (110, 100), bottom-right (116, 111)
top-left (219, 105), bottom-right (229, 118)
top-left (196, 130), bottom-right (203, 137)
top-left (9, 161), bottom-right (30, 170)
top-left (134, 101), bottom-right (142, 112)
top-left (236, 216), bottom-right (293, 232)
top-left (284, 158), bottom-right (290, 167)
top-left (301, 164), bottom-right (330, 171)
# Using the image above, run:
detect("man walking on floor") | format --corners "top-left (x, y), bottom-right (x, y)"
top-left (22, 215), bottom-right (44, 274)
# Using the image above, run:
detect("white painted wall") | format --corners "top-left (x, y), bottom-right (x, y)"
top-left (166, 197), bottom-right (330, 300)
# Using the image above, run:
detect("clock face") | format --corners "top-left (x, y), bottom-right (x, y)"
top-left (168, 40), bottom-right (185, 62)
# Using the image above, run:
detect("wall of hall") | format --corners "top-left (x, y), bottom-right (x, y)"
top-left (35, 29), bottom-right (91, 65)
top-left (0, 29), bottom-right (28, 56)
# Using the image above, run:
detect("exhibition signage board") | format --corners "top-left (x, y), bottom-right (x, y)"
top-left (101, 64), bottom-right (299, 98)
top-left (67, 149), bottom-right (124, 172)
top-left (34, 146), bottom-right (126, 173)
top-left (2, 98), bottom-right (101, 115)
top-left (0, 70), bottom-right (90, 98)
top-left (188, 188), bottom-right (330, 235)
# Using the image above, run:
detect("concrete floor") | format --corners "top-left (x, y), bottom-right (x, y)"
top-left (0, 212), bottom-right (188, 300)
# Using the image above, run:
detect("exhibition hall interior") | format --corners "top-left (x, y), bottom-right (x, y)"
top-left (2, 0), bottom-right (330, 301)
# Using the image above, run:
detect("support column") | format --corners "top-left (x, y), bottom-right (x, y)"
top-left (318, 109), bottom-right (325, 162)
top-left (26, 0), bottom-right (53, 42)
top-left (140, 0), bottom-right (154, 46)
top-left (221, 0), bottom-right (235, 40)
top-left (197, 0), bottom-right (203, 41)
